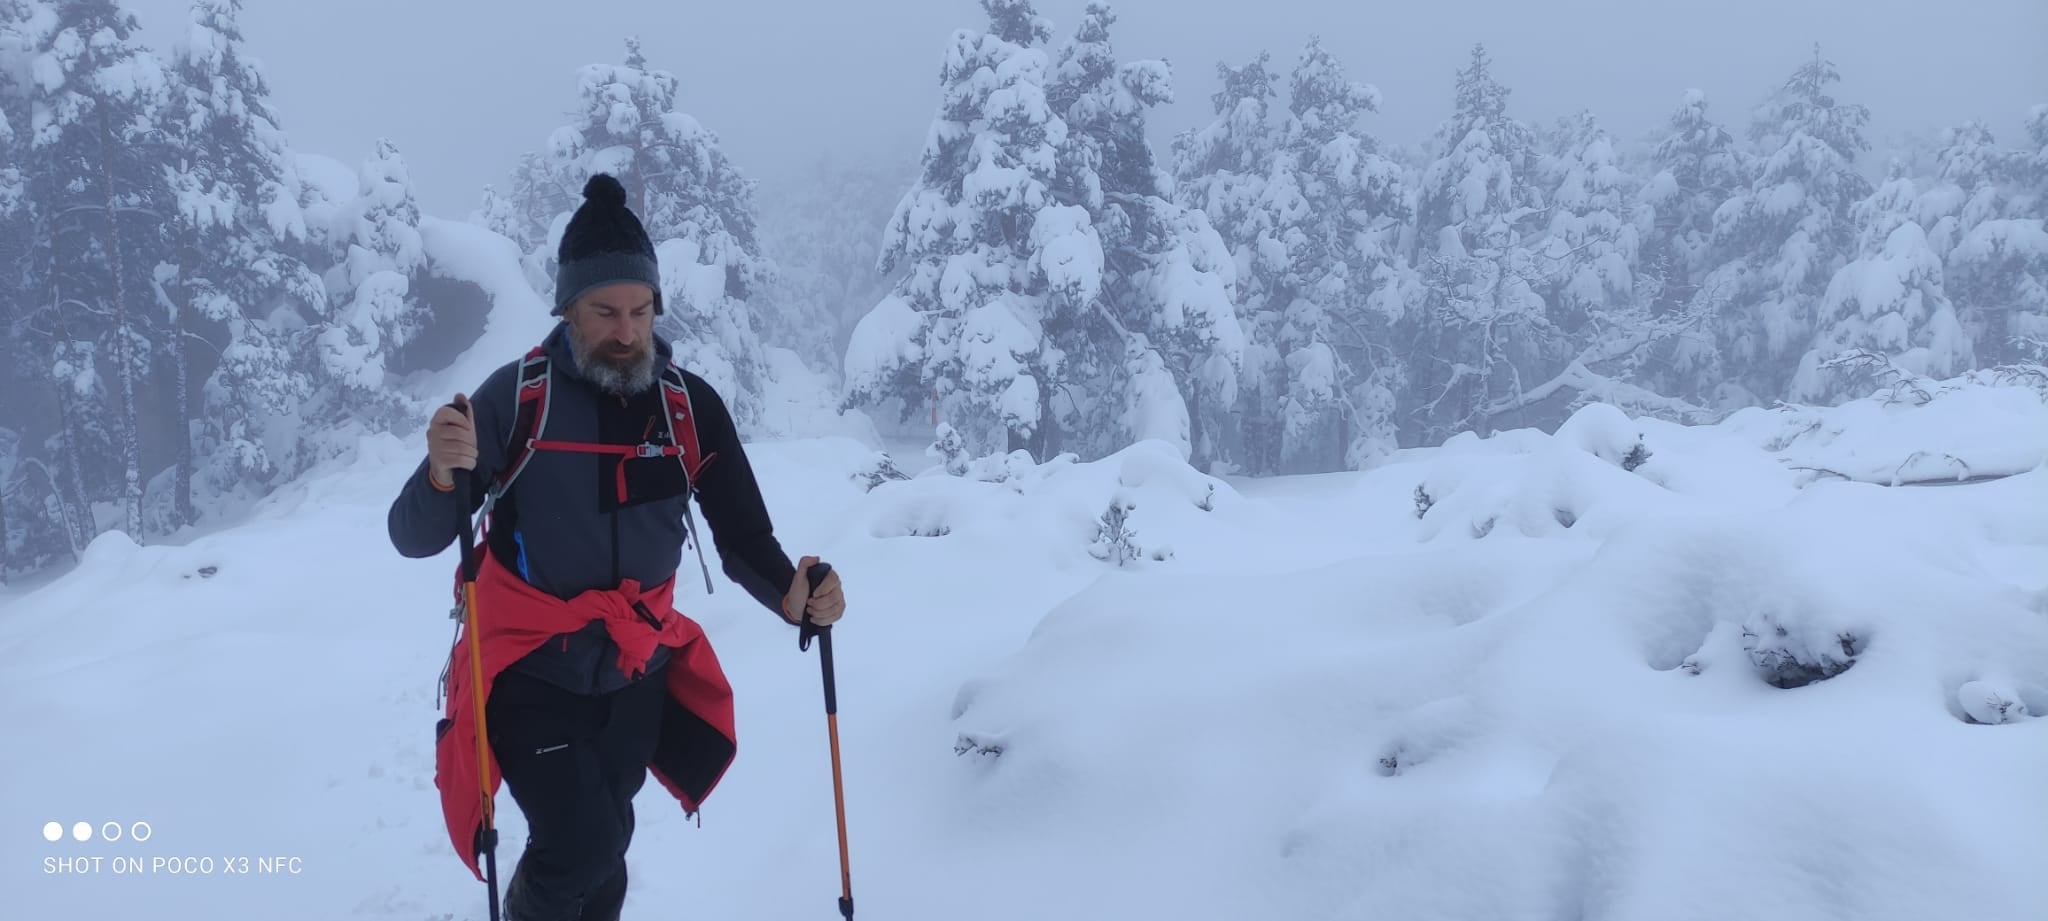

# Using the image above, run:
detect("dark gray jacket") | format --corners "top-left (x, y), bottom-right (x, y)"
top-left (387, 324), bottom-right (798, 694)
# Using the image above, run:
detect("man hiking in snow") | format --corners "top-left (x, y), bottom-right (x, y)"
top-left (387, 173), bottom-right (846, 921)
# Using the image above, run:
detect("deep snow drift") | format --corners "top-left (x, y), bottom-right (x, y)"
top-left (3, 372), bottom-right (2046, 921)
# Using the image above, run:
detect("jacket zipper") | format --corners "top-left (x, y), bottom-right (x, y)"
top-left (611, 393), bottom-right (626, 588)
top-left (606, 390), bottom-right (625, 687)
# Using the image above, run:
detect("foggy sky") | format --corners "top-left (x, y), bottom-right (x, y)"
top-left (122, 0), bottom-right (2046, 219)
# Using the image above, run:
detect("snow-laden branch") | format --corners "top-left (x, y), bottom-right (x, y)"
top-left (1482, 358), bottom-right (1712, 422)
top-left (1788, 462), bottom-right (2022, 489)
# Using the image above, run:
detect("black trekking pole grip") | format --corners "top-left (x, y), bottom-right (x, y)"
top-left (444, 392), bottom-right (485, 582)
top-left (800, 562), bottom-right (838, 720)
top-left (797, 561), bottom-right (833, 652)
top-left (452, 465), bottom-right (472, 535)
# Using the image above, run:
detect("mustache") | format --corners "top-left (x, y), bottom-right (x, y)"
top-left (593, 339), bottom-right (648, 356)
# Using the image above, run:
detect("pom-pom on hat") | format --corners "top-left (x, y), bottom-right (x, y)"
top-left (553, 173), bottom-right (661, 315)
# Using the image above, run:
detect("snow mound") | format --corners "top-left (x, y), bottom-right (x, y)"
top-left (949, 448), bottom-right (2048, 921)
top-left (1390, 373), bottom-right (2048, 552)
top-left (1721, 369), bottom-right (2048, 485)
top-left (860, 439), bottom-right (1243, 568)
top-left (1409, 446), bottom-right (1670, 542)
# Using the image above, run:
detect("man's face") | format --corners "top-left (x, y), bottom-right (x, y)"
top-left (565, 282), bottom-right (658, 394)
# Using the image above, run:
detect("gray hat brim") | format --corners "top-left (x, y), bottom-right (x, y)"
top-left (554, 251), bottom-right (663, 315)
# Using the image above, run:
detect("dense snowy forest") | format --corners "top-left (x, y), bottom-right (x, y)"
top-left (1, 0), bottom-right (2043, 581)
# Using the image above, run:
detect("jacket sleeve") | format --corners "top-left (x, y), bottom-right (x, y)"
top-left (387, 364), bottom-right (517, 559)
top-left (686, 377), bottom-right (799, 622)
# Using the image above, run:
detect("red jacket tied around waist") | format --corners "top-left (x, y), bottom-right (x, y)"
top-left (435, 548), bottom-right (738, 880)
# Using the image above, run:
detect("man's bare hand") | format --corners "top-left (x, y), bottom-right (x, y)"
top-left (782, 555), bottom-right (845, 627)
top-left (427, 394), bottom-right (477, 488)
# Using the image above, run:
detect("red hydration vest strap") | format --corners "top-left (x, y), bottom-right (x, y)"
top-left (528, 439), bottom-right (694, 505)
top-left (486, 341), bottom-right (717, 505)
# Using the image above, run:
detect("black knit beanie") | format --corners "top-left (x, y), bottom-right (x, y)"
top-left (553, 173), bottom-right (662, 315)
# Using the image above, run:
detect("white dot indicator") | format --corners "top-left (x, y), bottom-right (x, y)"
top-left (131, 822), bottom-right (152, 842)
top-left (71, 822), bottom-right (91, 842)
top-left (43, 822), bottom-right (61, 842)
top-left (101, 822), bottom-right (122, 842)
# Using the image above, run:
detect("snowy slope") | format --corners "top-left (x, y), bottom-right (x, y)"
top-left (3, 377), bottom-right (2046, 921)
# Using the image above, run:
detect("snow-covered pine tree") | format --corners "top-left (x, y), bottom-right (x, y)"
top-left (489, 153), bottom-right (567, 294)
top-left (1170, 50), bottom-right (1287, 472)
top-left (2019, 104), bottom-right (2048, 215)
top-left (304, 137), bottom-right (428, 442)
top-left (1400, 43), bottom-right (1559, 445)
top-left (1505, 109), bottom-right (1717, 424)
top-left (470, 183), bottom-right (528, 251)
top-left (1533, 111), bottom-right (1643, 337)
top-left (1791, 163), bottom-right (1971, 401)
top-left (1913, 122), bottom-right (2005, 261)
top-left (1635, 89), bottom-right (1748, 403)
top-left (505, 151), bottom-right (571, 255)
top-left (1273, 36), bottom-right (1411, 472)
top-left (1042, 2), bottom-right (1243, 466)
top-left (1171, 38), bottom-right (1413, 473)
top-left (1703, 44), bottom-right (1872, 405)
top-left (1040, 0), bottom-right (1145, 459)
top-left (465, 180), bottom-right (551, 310)
top-left (161, 0), bottom-right (322, 517)
top-left (23, 0), bottom-right (176, 541)
top-left (844, 0), bottom-right (1073, 458)
top-left (1411, 44), bottom-right (1543, 258)
top-left (539, 37), bottom-right (785, 434)
top-left (1939, 110), bottom-right (2048, 366)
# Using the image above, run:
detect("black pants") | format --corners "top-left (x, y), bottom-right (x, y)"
top-left (486, 663), bottom-right (667, 921)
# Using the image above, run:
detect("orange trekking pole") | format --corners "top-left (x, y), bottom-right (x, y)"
top-left (798, 562), bottom-right (855, 921)
top-left (453, 459), bottom-right (502, 921)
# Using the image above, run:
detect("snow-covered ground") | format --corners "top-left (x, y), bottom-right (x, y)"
top-left (4, 373), bottom-right (2047, 921)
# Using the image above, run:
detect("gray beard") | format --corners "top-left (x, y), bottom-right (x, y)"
top-left (566, 326), bottom-right (658, 395)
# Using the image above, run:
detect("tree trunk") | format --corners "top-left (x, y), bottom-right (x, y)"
top-left (1335, 402), bottom-right (1352, 472)
top-left (46, 272), bottom-right (101, 554)
top-left (53, 386), bottom-right (97, 551)
top-left (172, 271), bottom-right (193, 529)
top-left (0, 460), bottom-right (11, 585)
top-left (97, 106), bottom-right (144, 539)
top-left (170, 242), bottom-right (194, 529)
top-left (1036, 379), bottom-right (1056, 461)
